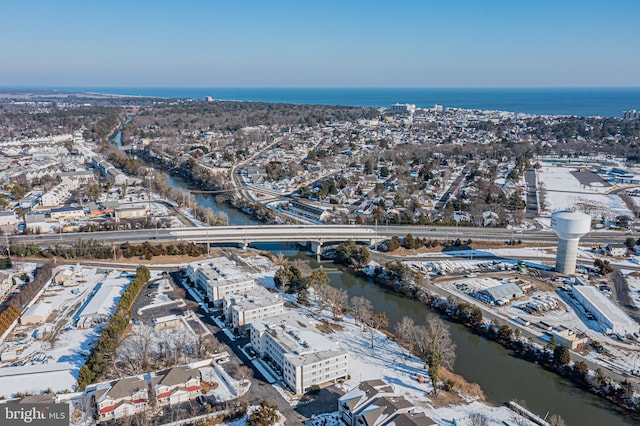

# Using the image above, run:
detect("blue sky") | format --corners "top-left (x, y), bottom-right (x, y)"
top-left (2, 0), bottom-right (639, 88)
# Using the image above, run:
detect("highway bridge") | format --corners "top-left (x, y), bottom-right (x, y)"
top-left (6, 224), bottom-right (630, 252)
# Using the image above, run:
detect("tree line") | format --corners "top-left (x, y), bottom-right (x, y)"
top-left (78, 265), bottom-right (150, 390)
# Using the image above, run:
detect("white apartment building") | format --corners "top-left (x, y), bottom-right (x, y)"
top-left (222, 285), bottom-right (284, 333)
top-left (250, 312), bottom-right (348, 394)
top-left (189, 258), bottom-right (255, 305)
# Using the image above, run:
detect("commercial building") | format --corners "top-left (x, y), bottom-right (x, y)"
top-left (553, 327), bottom-right (588, 350)
top-left (21, 302), bottom-right (52, 325)
top-left (0, 210), bottom-right (19, 226)
top-left (25, 213), bottom-right (47, 233)
top-left (77, 279), bottom-right (127, 328)
top-left (287, 200), bottom-right (329, 222)
top-left (250, 312), bottom-right (348, 394)
top-left (571, 285), bottom-right (639, 336)
top-left (480, 282), bottom-right (524, 305)
top-left (622, 109), bottom-right (640, 120)
top-left (222, 285), bottom-right (284, 333)
top-left (152, 314), bottom-right (182, 330)
top-left (339, 379), bottom-right (436, 426)
top-left (50, 206), bottom-right (85, 220)
top-left (115, 206), bottom-right (148, 220)
top-left (189, 258), bottom-right (255, 305)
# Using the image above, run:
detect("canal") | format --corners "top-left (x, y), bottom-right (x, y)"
top-left (156, 169), bottom-right (635, 425)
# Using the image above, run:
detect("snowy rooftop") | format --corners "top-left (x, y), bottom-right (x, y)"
top-left (253, 311), bottom-right (345, 364)
top-left (192, 258), bottom-right (252, 286)
top-left (79, 284), bottom-right (123, 319)
top-left (225, 285), bottom-right (281, 310)
top-left (22, 302), bottom-right (52, 319)
top-left (572, 285), bottom-right (637, 331)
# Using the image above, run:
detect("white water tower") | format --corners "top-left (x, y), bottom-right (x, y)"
top-left (551, 211), bottom-right (592, 275)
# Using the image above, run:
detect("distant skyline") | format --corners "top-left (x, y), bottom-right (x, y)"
top-left (2, 1), bottom-right (639, 88)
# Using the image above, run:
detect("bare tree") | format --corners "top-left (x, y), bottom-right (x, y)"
top-left (326, 287), bottom-right (349, 320)
top-left (350, 296), bottom-right (373, 326)
top-left (368, 312), bottom-right (389, 349)
top-left (469, 412), bottom-right (488, 426)
top-left (235, 365), bottom-right (254, 386)
top-left (412, 316), bottom-right (456, 396)
top-left (394, 316), bottom-right (415, 351)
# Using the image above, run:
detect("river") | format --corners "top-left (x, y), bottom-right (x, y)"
top-left (156, 169), bottom-right (634, 425)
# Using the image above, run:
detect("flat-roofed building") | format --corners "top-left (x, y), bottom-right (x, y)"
top-left (189, 258), bottom-right (255, 305)
top-left (50, 205), bottom-right (85, 220)
top-left (0, 210), bottom-right (18, 226)
top-left (21, 302), bottom-right (52, 325)
top-left (287, 200), bottom-right (329, 222)
top-left (222, 285), bottom-right (283, 333)
top-left (250, 312), bottom-right (348, 394)
top-left (553, 327), bottom-right (588, 350)
top-left (115, 206), bottom-right (147, 220)
top-left (571, 285), bottom-right (639, 336)
top-left (25, 213), bottom-right (47, 233)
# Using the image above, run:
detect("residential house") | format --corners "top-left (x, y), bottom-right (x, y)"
top-left (152, 366), bottom-right (202, 407)
top-left (91, 376), bottom-right (149, 423)
top-left (339, 379), bottom-right (436, 426)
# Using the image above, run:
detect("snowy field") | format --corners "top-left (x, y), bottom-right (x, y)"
top-left (0, 266), bottom-right (131, 397)
top-left (538, 166), bottom-right (632, 219)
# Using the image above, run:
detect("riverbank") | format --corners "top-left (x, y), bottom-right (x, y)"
top-left (131, 154), bottom-right (637, 424)
top-left (332, 254), bottom-right (640, 420)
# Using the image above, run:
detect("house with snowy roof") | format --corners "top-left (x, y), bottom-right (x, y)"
top-left (339, 379), bottom-right (436, 426)
top-left (91, 376), bottom-right (148, 423)
top-left (151, 366), bottom-right (201, 407)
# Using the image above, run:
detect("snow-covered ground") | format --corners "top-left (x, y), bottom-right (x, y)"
top-left (0, 266), bottom-right (132, 397)
top-left (278, 308), bottom-right (537, 426)
top-left (538, 166), bottom-right (632, 219)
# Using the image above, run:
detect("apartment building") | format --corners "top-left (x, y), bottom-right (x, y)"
top-left (250, 312), bottom-right (348, 394)
top-left (189, 258), bottom-right (255, 305)
top-left (222, 285), bottom-right (284, 333)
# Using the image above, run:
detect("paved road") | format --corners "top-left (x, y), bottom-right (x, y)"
top-left (173, 276), bottom-right (309, 424)
top-left (525, 168), bottom-right (539, 220)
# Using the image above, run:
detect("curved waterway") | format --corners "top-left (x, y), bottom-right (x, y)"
top-left (158, 170), bottom-right (635, 425)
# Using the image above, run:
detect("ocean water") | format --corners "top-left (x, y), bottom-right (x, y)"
top-left (8, 86), bottom-right (640, 118)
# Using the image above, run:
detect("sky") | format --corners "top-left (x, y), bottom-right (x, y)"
top-left (2, 0), bottom-right (639, 88)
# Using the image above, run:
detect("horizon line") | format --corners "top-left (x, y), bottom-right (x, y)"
top-left (2, 85), bottom-right (640, 91)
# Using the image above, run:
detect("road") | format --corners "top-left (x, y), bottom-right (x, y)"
top-left (8, 224), bottom-right (638, 249)
top-left (170, 280), bottom-right (310, 423)
top-left (525, 168), bottom-right (539, 220)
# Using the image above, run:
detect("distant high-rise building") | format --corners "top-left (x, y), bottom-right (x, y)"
top-left (205, 96), bottom-right (213, 102)
top-left (391, 103), bottom-right (415, 113)
top-left (433, 104), bottom-right (444, 112)
top-left (622, 109), bottom-right (639, 120)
